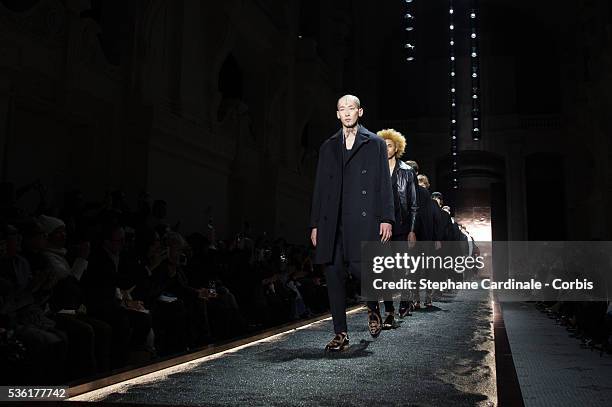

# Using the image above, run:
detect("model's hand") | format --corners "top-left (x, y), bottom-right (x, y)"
top-left (407, 232), bottom-right (416, 248)
top-left (380, 223), bottom-right (392, 243)
top-left (310, 228), bottom-right (317, 247)
top-left (125, 300), bottom-right (145, 311)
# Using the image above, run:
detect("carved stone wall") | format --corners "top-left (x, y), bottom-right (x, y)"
top-left (1, 0), bottom-right (609, 242)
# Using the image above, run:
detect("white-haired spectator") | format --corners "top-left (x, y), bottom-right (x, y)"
top-left (39, 215), bottom-right (89, 281)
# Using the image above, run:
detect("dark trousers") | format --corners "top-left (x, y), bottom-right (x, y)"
top-left (89, 303), bottom-right (152, 368)
top-left (325, 225), bottom-right (378, 334)
top-left (53, 314), bottom-right (112, 379)
top-left (150, 299), bottom-right (189, 356)
top-left (14, 325), bottom-right (67, 384)
top-left (383, 233), bottom-right (411, 313)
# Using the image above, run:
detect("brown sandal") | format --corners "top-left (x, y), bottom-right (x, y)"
top-left (368, 310), bottom-right (382, 337)
top-left (325, 332), bottom-right (349, 352)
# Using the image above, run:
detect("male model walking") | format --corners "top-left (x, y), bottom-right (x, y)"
top-left (377, 129), bottom-right (418, 327)
top-left (310, 95), bottom-right (394, 351)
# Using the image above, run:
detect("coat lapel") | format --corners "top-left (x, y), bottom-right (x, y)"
top-left (345, 126), bottom-right (370, 166)
top-left (330, 129), bottom-right (342, 172)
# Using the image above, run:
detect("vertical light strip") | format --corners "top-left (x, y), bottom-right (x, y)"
top-left (404, 0), bottom-right (416, 62)
top-left (449, 0), bottom-right (458, 189)
top-left (470, 0), bottom-right (482, 141)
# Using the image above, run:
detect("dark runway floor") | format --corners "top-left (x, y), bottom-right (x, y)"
top-left (71, 290), bottom-right (496, 406)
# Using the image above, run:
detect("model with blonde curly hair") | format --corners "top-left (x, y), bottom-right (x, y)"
top-left (376, 128), bottom-right (419, 325)
top-left (377, 129), bottom-right (407, 159)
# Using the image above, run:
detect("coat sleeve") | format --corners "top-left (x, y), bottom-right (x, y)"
top-left (407, 169), bottom-right (418, 233)
top-left (378, 139), bottom-right (395, 225)
top-left (71, 257), bottom-right (88, 281)
top-left (309, 144), bottom-right (325, 229)
top-left (446, 216), bottom-right (456, 241)
top-left (432, 201), bottom-right (443, 241)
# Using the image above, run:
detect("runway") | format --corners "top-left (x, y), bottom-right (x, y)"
top-left (70, 289), bottom-right (496, 406)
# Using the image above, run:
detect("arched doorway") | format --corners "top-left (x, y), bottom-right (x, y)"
top-left (437, 150), bottom-right (507, 280)
top-left (436, 150), bottom-right (506, 242)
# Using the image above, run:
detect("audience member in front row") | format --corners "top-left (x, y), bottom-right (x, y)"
top-left (149, 232), bottom-right (212, 348)
top-left (34, 216), bottom-right (112, 377)
top-left (80, 224), bottom-right (152, 368)
top-left (123, 229), bottom-right (190, 355)
top-left (0, 224), bottom-right (67, 384)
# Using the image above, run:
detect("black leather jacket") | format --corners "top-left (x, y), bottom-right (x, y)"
top-left (391, 161), bottom-right (418, 236)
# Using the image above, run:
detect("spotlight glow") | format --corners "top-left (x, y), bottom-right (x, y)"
top-left (69, 307), bottom-right (367, 401)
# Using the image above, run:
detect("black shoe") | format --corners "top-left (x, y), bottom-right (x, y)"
top-left (424, 300), bottom-right (433, 308)
top-left (383, 313), bottom-right (396, 329)
top-left (325, 332), bottom-right (349, 352)
top-left (368, 309), bottom-right (382, 338)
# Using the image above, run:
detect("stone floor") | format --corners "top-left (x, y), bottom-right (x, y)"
top-left (71, 289), bottom-right (496, 407)
top-left (502, 302), bottom-right (612, 407)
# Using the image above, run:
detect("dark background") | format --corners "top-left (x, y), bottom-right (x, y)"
top-left (0, 0), bottom-right (609, 243)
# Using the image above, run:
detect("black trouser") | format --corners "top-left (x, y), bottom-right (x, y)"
top-left (412, 239), bottom-right (435, 304)
top-left (89, 303), bottom-right (152, 368)
top-left (150, 299), bottom-right (189, 356)
top-left (53, 314), bottom-right (112, 380)
top-left (14, 324), bottom-right (67, 384)
top-left (383, 233), bottom-right (411, 313)
top-left (325, 225), bottom-right (378, 334)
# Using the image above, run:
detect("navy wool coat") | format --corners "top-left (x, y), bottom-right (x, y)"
top-left (310, 126), bottom-right (395, 264)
